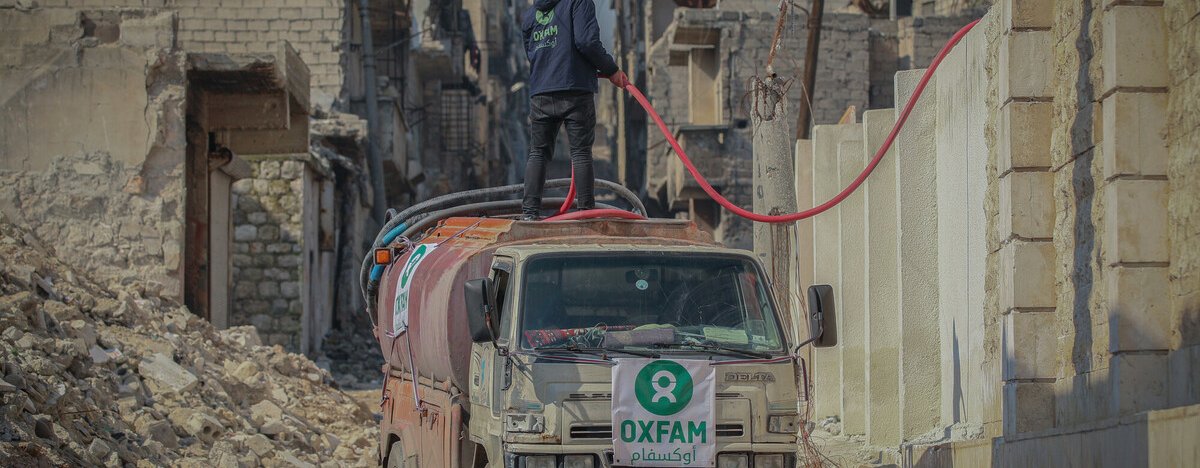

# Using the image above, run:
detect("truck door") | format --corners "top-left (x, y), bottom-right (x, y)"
top-left (468, 257), bottom-right (514, 456)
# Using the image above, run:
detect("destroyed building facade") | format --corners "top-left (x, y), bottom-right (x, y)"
top-left (0, 0), bottom-right (527, 354)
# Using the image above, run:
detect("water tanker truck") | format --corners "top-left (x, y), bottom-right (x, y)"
top-left (360, 180), bottom-right (837, 468)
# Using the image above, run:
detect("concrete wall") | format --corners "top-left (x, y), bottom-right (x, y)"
top-left (932, 15), bottom-right (991, 437)
top-left (0, 8), bottom-right (187, 297)
top-left (800, 14), bottom-right (993, 441)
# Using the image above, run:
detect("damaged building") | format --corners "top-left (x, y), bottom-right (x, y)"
top-left (0, 0), bottom-right (527, 355)
top-left (602, 0), bottom-right (982, 247)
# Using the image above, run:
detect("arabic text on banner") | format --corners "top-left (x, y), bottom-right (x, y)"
top-left (611, 358), bottom-right (715, 467)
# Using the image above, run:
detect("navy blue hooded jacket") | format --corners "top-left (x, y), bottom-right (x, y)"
top-left (521, 0), bottom-right (619, 96)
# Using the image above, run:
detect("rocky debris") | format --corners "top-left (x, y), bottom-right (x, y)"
top-left (0, 220), bottom-right (378, 466)
top-left (137, 353), bottom-right (199, 395)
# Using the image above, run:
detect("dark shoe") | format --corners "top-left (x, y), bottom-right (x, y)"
top-left (520, 213), bottom-right (538, 221)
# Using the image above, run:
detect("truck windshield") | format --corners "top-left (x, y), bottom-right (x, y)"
top-left (518, 253), bottom-right (785, 353)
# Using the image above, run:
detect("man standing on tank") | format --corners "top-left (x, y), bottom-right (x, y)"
top-left (519, 0), bottom-right (629, 220)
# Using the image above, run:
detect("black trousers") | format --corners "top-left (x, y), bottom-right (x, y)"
top-left (522, 90), bottom-right (596, 215)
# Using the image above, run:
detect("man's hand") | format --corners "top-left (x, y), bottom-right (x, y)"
top-left (607, 70), bottom-right (630, 89)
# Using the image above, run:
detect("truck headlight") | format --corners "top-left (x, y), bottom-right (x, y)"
top-left (767, 414), bottom-right (799, 433)
top-left (563, 455), bottom-right (596, 468)
top-left (504, 413), bottom-right (545, 433)
top-left (754, 454), bottom-right (786, 468)
top-left (523, 455), bottom-right (555, 468)
top-left (717, 454), bottom-right (749, 468)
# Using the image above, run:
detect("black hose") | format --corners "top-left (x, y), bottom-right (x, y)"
top-left (369, 179), bottom-right (645, 250)
top-left (398, 198), bottom-right (620, 239)
top-left (357, 197), bottom-right (619, 314)
top-left (358, 179), bottom-right (645, 303)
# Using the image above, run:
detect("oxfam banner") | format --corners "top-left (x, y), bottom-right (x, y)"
top-left (612, 359), bottom-right (715, 467)
top-left (392, 243), bottom-right (437, 335)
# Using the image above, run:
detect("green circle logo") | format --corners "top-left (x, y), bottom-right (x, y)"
top-left (399, 244), bottom-right (429, 289)
top-left (535, 10), bottom-right (554, 26)
top-left (634, 360), bottom-right (693, 416)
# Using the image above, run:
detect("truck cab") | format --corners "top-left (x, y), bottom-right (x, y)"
top-left (463, 245), bottom-right (819, 468)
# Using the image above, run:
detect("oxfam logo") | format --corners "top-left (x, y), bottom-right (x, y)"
top-left (634, 360), bottom-right (693, 416)
top-left (535, 10), bottom-right (554, 26)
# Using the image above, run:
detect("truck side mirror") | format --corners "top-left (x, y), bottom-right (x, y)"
top-left (807, 284), bottom-right (837, 348)
top-left (465, 278), bottom-right (497, 344)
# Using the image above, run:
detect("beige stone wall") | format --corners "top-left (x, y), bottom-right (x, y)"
top-left (1042, 0), bottom-right (1185, 431)
top-left (0, 8), bottom-right (187, 297)
top-left (914, 0), bottom-right (993, 17)
top-left (1166, 0), bottom-right (1200, 408)
top-left (230, 158), bottom-right (310, 350)
top-left (34, 0), bottom-right (346, 108)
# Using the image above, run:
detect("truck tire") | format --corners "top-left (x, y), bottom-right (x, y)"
top-left (385, 440), bottom-right (406, 468)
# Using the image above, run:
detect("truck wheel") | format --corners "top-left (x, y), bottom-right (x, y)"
top-left (386, 440), bottom-right (406, 468)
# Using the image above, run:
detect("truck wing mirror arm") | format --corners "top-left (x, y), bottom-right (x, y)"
top-left (793, 284), bottom-right (837, 353)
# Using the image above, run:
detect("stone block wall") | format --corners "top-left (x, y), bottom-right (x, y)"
top-left (32, 0), bottom-right (346, 108)
top-left (1039, 0), bottom-right (1181, 433)
top-left (175, 0), bottom-right (344, 107)
top-left (914, 0), bottom-right (992, 17)
top-left (992, 0), bottom-right (1059, 436)
top-left (898, 15), bottom-right (980, 72)
top-left (230, 158), bottom-right (309, 350)
top-left (1165, 0), bottom-right (1200, 410)
top-left (0, 7), bottom-right (187, 298)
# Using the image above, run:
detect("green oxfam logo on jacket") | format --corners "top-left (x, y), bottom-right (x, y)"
top-left (634, 360), bottom-right (693, 416)
top-left (535, 9), bottom-right (554, 26)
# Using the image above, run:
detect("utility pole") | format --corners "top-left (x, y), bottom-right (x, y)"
top-left (795, 0), bottom-right (825, 140)
top-left (752, 76), bottom-right (798, 339)
top-left (358, 0), bottom-right (387, 224)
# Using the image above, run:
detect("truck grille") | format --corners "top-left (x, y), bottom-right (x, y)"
top-left (567, 393), bottom-right (612, 400)
top-left (570, 425), bottom-right (612, 439)
top-left (716, 424), bottom-right (744, 437)
top-left (568, 424), bottom-right (746, 439)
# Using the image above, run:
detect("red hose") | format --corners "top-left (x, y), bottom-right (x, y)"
top-left (557, 167), bottom-right (575, 215)
top-left (624, 19), bottom-right (980, 224)
top-left (544, 208), bottom-right (645, 221)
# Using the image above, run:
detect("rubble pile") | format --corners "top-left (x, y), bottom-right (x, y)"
top-left (0, 219), bottom-right (379, 467)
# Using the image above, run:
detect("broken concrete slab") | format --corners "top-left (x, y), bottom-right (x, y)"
top-left (137, 353), bottom-right (198, 395)
top-left (250, 399), bottom-right (284, 428)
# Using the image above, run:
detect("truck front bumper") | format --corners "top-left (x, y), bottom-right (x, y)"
top-left (504, 442), bottom-right (797, 468)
